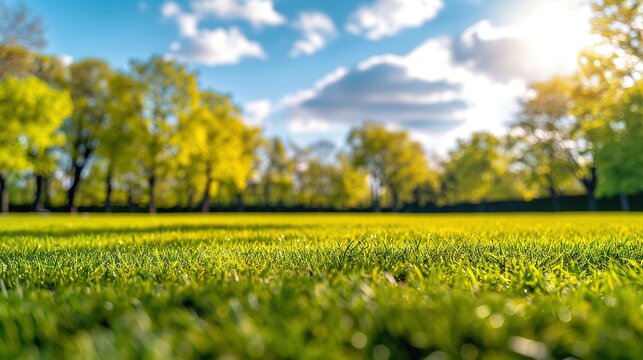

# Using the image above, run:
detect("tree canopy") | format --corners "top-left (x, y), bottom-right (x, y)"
top-left (0, 1), bottom-right (640, 213)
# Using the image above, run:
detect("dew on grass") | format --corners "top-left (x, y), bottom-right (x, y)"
top-left (373, 344), bottom-right (390, 360)
top-left (351, 332), bottom-right (367, 349)
top-left (475, 305), bottom-right (491, 318)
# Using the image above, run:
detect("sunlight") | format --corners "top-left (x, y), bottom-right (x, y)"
top-left (461, 1), bottom-right (594, 77)
top-left (523, 1), bottom-right (593, 72)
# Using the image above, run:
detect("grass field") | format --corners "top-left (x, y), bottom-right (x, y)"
top-left (0, 214), bottom-right (641, 359)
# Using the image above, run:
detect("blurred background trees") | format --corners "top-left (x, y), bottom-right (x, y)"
top-left (0, 1), bottom-right (641, 213)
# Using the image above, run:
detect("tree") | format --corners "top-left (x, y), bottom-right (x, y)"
top-left (261, 138), bottom-right (293, 208)
top-left (31, 52), bottom-right (68, 87)
top-left (131, 56), bottom-right (199, 213)
top-left (330, 154), bottom-right (369, 210)
top-left (510, 78), bottom-right (585, 211)
top-left (288, 142), bottom-right (371, 211)
top-left (0, 1), bottom-right (45, 49)
top-left (96, 72), bottom-right (144, 212)
top-left (0, 44), bottom-right (32, 79)
top-left (442, 132), bottom-right (526, 206)
top-left (29, 53), bottom-right (68, 211)
top-left (231, 126), bottom-right (262, 210)
top-left (410, 152), bottom-right (441, 209)
top-left (177, 91), bottom-right (249, 212)
top-left (348, 122), bottom-right (428, 211)
top-left (595, 80), bottom-right (643, 210)
top-left (588, 0), bottom-right (641, 77)
top-left (0, 2), bottom-right (44, 79)
top-left (572, 0), bottom-right (642, 210)
top-left (292, 141), bottom-right (337, 208)
top-left (63, 59), bottom-right (113, 212)
top-left (0, 76), bottom-right (71, 213)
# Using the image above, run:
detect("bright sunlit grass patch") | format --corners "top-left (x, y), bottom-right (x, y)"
top-left (0, 213), bottom-right (641, 358)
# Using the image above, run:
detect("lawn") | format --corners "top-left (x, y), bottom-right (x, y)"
top-left (0, 213), bottom-right (641, 359)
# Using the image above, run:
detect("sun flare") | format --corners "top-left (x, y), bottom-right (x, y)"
top-left (524, 2), bottom-right (593, 71)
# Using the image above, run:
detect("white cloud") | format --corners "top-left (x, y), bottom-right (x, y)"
top-left (161, 1), bottom-right (181, 17)
top-left (242, 67), bottom-right (348, 132)
top-left (455, 1), bottom-right (592, 82)
top-left (191, 0), bottom-right (285, 27)
top-left (167, 27), bottom-right (265, 66)
top-left (285, 53), bottom-right (471, 135)
top-left (278, 1), bottom-right (593, 147)
top-left (290, 11), bottom-right (336, 57)
top-left (346, 0), bottom-right (443, 40)
top-left (277, 36), bottom-right (526, 148)
top-left (244, 99), bottom-right (272, 125)
top-left (162, 0), bottom-right (280, 66)
top-left (277, 67), bottom-right (348, 109)
top-left (162, 2), bottom-right (199, 37)
top-left (176, 14), bottom-right (199, 37)
top-left (288, 117), bottom-right (336, 134)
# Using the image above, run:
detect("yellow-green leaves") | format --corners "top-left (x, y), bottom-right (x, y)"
top-left (348, 122), bottom-right (432, 210)
top-left (0, 75), bottom-right (71, 173)
top-left (596, 80), bottom-right (643, 196)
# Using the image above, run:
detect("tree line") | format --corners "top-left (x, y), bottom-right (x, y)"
top-left (0, 1), bottom-right (641, 213)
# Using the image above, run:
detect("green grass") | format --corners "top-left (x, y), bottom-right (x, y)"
top-left (0, 213), bottom-right (641, 359)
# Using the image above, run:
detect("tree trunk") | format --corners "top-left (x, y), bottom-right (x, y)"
top-left (104, 170), bottom-right (113, 213)
top-left (67, 163), bottom-right (84, 213)
top-left (186, 187), bottom-right (195, 212)
top-left (263, 182), bottom-right (271, 209)
top-left (412, 187), bottom-right (422, 210)
top-left (127, 185), bottom-right (135, 212)
top-left (391, 188), bottom-right (400, 212)
top-left (581, 166), bottom-right (598, 211)
top-left (235, 191), bottom-right (244, 212)
top-left (586, 189), bottom-right (598, 211)
top-left (619, 193), bottom-right (630, 212)
top-left (43, 177), bottom-right (50, 209)
top-left (549, 186), bottom-right (560, 212)
top-left (201, 178), bottom-right (211, 213)
top-left (148, 173), bottom-right (157, 214)
top-left (0, 175), bottom-right (8, 214)
top-left (372, 184), bottom-right (380, 212)
top-left (32, 174), bottom-right (47, 212)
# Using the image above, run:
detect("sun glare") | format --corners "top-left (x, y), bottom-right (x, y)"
top-left (523, 2), bottom-right (593, 73)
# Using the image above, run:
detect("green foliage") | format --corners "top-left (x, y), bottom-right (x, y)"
top-left (333, 154), bottom-right (370, 209)
top-left (589, 0), bottom-right (642, 76)
top-left (261, 138), bottom-right (294, 207)
top-left (2, 0), bottom-right (642, 212)
top-left (177, 91), bottom-right (252, 208)
top-left (575, 0), bottom-right (642, 199)
top-left (0, 1), bottom-right (45, 49)
top-left (31, 53), bottom-right (68, 88)
top-left (510, 78), bottom-right (582, 198)
top-left (97, 72), bottom-right (145, 179)
top-left (596, 80), bottom-right (643, 196)
top-left (0, 214), bottom-right (640, 358)
top-left (131, 56), bottom-right (199, 212)
top-left (235, 126), bottom-right (263, 194)
top-left (60, 59), bottom-right (115, 210)
top-left (132, 57), bottom-right (199, 167)
top-left (442, 132), bottom-right (525, 204)
top-left (348, 122), bottom-right (430, 210)
top-left (0, 43), bottom-right (32, 79)
top-left (0, 76), bottom-right (71, 174)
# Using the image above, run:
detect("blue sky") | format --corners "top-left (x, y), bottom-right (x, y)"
top-left (25, 0), bottom-right (590, 152)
